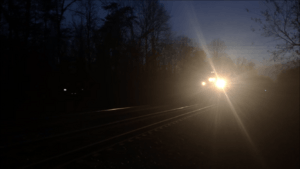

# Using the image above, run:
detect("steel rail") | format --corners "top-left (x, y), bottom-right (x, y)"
top-left (1, 105), bottom-right (161, 133)
top-left (0, 105), bottom-right (151, 128)
top-left (20, 105), bottom-right (214, 169)
top-left (2, 104), bottom-right (197, 148)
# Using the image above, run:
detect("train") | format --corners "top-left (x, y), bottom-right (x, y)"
top-left (200, 71), bottom-right (232, 92)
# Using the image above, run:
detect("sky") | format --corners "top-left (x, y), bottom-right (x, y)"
top-left (65, 0), bottom-right (284, 69)
top-left (160, 1), bottom-right (281, 67)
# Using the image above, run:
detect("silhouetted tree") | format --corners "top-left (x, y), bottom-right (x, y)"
top-left (235, 57), bottom-right (255, 75)
top-left (71, 0), bottom-right (100, 71)
top-left (134, 0), bottom-right (171, 76)
top-left (91, 2), bottom-right (138, 107)
top-left (247, 0), bottom-right (300, 61)
top-left (207, 39), bottom-right (234, 75)
top-left (208, 38), bottom-right (227, 59)
top-left (52, 0), bottom-right (78, 62)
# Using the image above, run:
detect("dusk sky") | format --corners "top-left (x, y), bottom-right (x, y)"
top-left (161, 1), bottom-right (280, 66)
top-left (65, 0), bottom-right (282, 67)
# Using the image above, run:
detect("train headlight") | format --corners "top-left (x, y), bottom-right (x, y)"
top-left (202, 82), bottom-right (206, 86)
top-left (209, 78), bottom-right (216, 82)
top-left (216, 79), bottom-right (226, 89)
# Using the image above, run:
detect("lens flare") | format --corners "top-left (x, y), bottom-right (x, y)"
top-left (186, 4), bottom-right (266, 167)
top-left (216, 79), bottom-right (226, 88)
top-left (209, 78), bottom-right (216, 82)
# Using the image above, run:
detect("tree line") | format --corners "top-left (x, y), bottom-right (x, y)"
top-left (1, 0), bottom-right (296, 118)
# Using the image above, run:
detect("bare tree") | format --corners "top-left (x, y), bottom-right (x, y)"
top-left (70, 0), bottom-right (100, 71)
top-left (134, 0), bottom-right (171, 73)
top-left (207, 39), bottom-right (239, 76)
top-left (247, 0), bottom-right (300, 60)
top-left (208, 38), bottom-right (227, 58)
top-left (52, 0), bottom-right (78, 63)
top-left (235, 57), bottom-right (255, 75)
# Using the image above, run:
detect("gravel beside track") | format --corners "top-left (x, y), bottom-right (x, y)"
top-left (1, 105), bottom-right (179, 146)
top-left (1, 105), bottom-right (209, 169)
top-left (62, 103), bottom-right (257, 169)
top-left (62, 95), bottom-right (299, 169)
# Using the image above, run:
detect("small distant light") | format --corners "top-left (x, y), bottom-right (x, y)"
top-left (64, 89), bottom-right (67, 91)
top-left (202, 82), bottom-right (206, 86)
top-left (265, 90), bottom-right (267, 92)
top-left (82, 89), bottom-right (84, 91)
top-left (74, 93), bottom-right (76, 95)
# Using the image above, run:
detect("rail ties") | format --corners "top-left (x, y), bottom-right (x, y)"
top-left (19, 104), bottom-right (214, 169)
top-left (1, 105), bottom-right (157, 147)
top-left (2, 105), bottom-right (192, 148)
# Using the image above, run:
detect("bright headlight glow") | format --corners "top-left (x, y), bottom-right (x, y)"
top-left (209, 78), bottom-right (216, 82)
top-left (202, 82), bottom-right (206, 86)
top-left (216, 79), bottom-right (226, 88)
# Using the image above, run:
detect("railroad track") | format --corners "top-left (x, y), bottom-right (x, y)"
top-left (1, 105), bottom-right (148, 130)
top-left (1, 105), bottom-right (168, 147)
top-left (1, 104), bottom-right (214, 169)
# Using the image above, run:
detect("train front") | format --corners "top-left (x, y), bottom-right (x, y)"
top-left (200, 72), bottom-right (232, 96)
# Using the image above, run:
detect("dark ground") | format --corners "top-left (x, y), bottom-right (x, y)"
top-left (62, 89), bottom-right (299, 169)
top-left (1, 74), bottom-right (298, 169)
